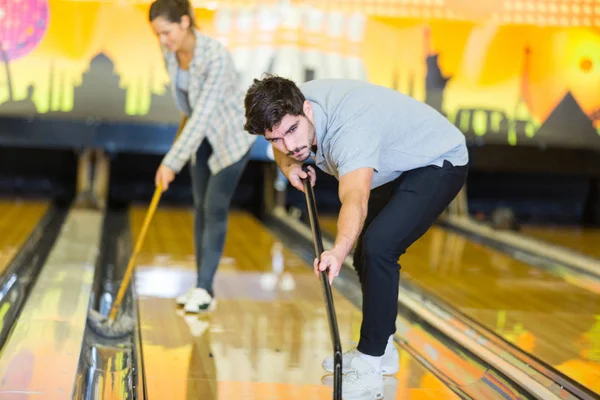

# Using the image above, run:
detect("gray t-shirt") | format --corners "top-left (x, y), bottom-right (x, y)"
top-left (300, 79), bottom-right (469, 189)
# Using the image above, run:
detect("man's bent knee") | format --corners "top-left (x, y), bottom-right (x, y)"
top-left (362, 229), bottom-right (405, 270)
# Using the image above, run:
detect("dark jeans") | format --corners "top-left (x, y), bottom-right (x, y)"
top-left (353, 160), bottom-right (468, 356)
top-left (190, 139), bottom-right (251, 295)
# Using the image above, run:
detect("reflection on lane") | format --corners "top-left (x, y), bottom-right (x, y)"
top-left (521, 225), bottom-right (600, 260)
top-left (130, 207), bottom-right (464, 399)
top-left (0, 199), bottom-right (48, 275)
top-left (320, 215), bottom-right (600, 395)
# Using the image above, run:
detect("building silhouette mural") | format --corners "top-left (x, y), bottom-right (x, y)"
top-left (0, 84), bottom-right (37, 116)
top-left (0, 1), bottom-right (598, 151)
top-left (423, 27), bottom-right (450, 116)
top-left (71, 53), bottom-right (126, 120)
top-left (536, 92), bottom-right (599, 148)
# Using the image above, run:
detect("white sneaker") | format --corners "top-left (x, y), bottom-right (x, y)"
top-left (322, 342), bottom-right (399, 375)
top-left (322, 374), bottom-right (398, 398)
top-left (341, 357), bottom-right (384, 400)
top-left (183, 288), bottom-right (216, 313)
top-left (176, 287), bottom-right (195, 306)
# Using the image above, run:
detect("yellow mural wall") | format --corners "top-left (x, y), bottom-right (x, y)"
top-left (0, 0), bottom-right (599, 147)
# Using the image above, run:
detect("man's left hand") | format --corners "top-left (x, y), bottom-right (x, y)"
top-left (313, 249), bottom-right (345, 285)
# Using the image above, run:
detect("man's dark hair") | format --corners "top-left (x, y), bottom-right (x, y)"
top-left (244, 74), bottom-right (306, 136)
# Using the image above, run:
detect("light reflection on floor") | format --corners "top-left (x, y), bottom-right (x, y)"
top-left (131, 208), bottom-right (461, 399)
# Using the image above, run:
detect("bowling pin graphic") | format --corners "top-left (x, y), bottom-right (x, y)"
top-left (247, 4), bottom-right (279, 87)
top-left (231, 7), bottom-right (255, 88)
top-left (321, 11), bottom-right (346, 79)
top-left (345, 11), bottom-right (367, 81)
top-left (214, 7), bottom-right (240, 85)
top-left (301, 5), bottom-right (324, 82)
top-left (214, 7), bottom-right (232, 50)
top-left (269, 1), bottom-right (304, 82)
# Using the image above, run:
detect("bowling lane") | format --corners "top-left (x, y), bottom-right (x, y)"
top-left (130, 207), bottom-right (460, 399)
top-left (320, 215), bottom-right (600, 395)
top-left (0, 198), bottom-right (49, 274)
top-left (520, 225), bottom-right (600, 259)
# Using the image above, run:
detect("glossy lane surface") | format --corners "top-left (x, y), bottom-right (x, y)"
top-left (521, 225), bottom-right (600, 259)
top-left (0, 199), bottom-right (48, 275)
top-left (130, 206), bottom-right (460, 399)
top-left (320, 215), bottom-right (600, 395)
top-left (0, 209), bottom-right (102, 398)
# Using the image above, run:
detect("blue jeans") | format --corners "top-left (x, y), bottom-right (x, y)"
top-left (190, 139), bottom-right (251, 295)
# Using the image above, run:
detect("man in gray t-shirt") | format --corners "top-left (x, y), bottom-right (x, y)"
top-left (299, 79), bottom-right (468, 189)
top-left (244, 76), bottom-right (468, 399)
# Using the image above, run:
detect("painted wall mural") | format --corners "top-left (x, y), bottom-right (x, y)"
top-left (0, 0), bottom-right (599, 149)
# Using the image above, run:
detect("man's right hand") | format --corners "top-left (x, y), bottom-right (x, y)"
top-left (286, 164), bottom-right (316, 192)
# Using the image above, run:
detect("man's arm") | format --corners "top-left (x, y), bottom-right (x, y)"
top-left (314, 167), bottom-right (372, 284)
top-left (332, 167), bottom-right (373, 261)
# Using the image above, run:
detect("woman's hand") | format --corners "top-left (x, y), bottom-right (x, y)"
top-left (155, 164), bottom-right (176, 191)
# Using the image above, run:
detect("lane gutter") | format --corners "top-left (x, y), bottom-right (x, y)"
top-left (0, 201), bottom-right (69, 353)
top-left (73, 208), bottom-right (144, 399)
top-left (439, 216), bottom-right (600, 282)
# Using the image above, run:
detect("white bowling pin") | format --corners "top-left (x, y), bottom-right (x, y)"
top-left (301, 5), bottom-right (324, 82)
top-left (321, 11), bottom-right (346, 79)
top-left (346, 11), bottom-right (367, 81)
top-left (270, 2), bottom-right (304, 82)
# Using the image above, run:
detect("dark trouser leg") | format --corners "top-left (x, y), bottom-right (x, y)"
top-left (190, 140), bottom-right (212, 291)
top-left (352, 182), bottom-right (397, 289)
top-left (356, 160), bottom-right (468, 356)
top-left (193, 143), bottom-right (252, 295)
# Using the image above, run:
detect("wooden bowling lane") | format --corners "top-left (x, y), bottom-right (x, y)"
top-left (319, 215), bottom-right (600, 395)
top-left (520, 225), bottom-right (600, 259)
top-left (129, 206), bottom-right (461, 400)
top-left (0, 198), bottom-right (48, 275)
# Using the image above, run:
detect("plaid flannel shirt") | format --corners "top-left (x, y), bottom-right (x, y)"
top-left (162, 30), bottom-right (256, 175)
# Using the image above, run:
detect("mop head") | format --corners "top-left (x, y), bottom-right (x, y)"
top-left (87, 309), bottom-right (135, 339)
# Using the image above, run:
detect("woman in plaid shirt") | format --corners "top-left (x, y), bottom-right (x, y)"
top-left (149, 0), bottom-right (256, 313)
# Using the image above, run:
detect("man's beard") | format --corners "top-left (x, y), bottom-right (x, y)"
top-left (297, 150), bottom-right (310, 162)
top-left (289, 147), bottom-right (310, 162)
top-left (288, 120), bottom-right (316, 162)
